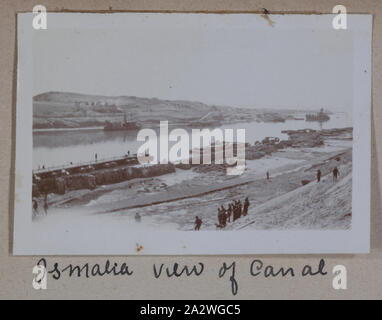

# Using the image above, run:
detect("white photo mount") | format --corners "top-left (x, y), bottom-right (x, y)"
top-left (14, 13), bottom-right (371, 255)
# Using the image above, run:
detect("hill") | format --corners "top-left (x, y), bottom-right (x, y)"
top-left (33, 91), bottom-right (292, 129)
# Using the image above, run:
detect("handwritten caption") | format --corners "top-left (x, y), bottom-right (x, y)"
top-left (34, 258), bottom-right (347, 295)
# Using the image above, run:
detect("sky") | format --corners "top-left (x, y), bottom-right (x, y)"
top-left (33, 14), bottom-right (354, 110)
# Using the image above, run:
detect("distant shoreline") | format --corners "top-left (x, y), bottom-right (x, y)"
top-left (32, 118), bottom-right (290, 133)
top-left (33, 126), bottom-right (104, 133)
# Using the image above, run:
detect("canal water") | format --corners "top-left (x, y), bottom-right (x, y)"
top-left (33, 112), bottom-right (352, 169)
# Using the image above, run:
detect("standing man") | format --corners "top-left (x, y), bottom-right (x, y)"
top-left (266, 171), bottom-right (270, 180)
top-left (227, 204), bottom-right (232, 223)
top-left (95, 153), bottom-right (98, 162)
top-left (220, 205), bottom-right (227, 227)
top-left (233, 201), bottom-right (238, 221)
top-left (333, 167), bottom-right (340, 182)
top-left (237, 200), bottom-right (242, 219)
top-left (221, 210), bottom-right (227, 228)
top-left (243, 197), bottom-right (250, 216)
top-left (317, 169), bottom-right (321, 182)
top-left (194, 216), bottom-right (202, 230)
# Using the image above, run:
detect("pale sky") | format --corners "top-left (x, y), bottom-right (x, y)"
top-left (33, 14), bottom-right (354, 110)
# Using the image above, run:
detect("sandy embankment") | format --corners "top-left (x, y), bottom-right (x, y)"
top-left (44, 141), bottom-right (352, 231)
top-left (55, 148), bottom-right (347, 211)
top-left (165, 147), bottom-right (352, 230)
top-left (229, 162), bottom-right (352, 230)
top-left (30, 145), bottom-right (352, 252)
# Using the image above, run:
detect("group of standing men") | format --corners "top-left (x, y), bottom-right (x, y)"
top-left (194, 197), bottom-right (250, 231)
top-left (216, 197), bottom-right (250, 228)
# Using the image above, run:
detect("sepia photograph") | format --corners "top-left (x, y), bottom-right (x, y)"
top-left (13, 12), bottom-right (371, 254)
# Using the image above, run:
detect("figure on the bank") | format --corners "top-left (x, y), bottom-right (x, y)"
top-left (95, 153), bottom-right (98, 162)
top-left (217, 207), bottom-right (222, 225)
top-left (227, 204), bottom-right (232, 223)
top-left (317, 169), bottom-right (321, 183)
top-left (243, 197), bottom-right (250, 216)
top-left (333, 167), bottom-right (340, 182)
top-left (220, 205), bottom-right (227, 227)
top-left (135, 212), bottom-right (141, 222)
top-left (233, 200), bottom-right (242, 221)
top-left (194, 216), bottom-right (202, 230)
top-left (232, 201), bottom-right (237, 221)
top-left (217, 205), bottom-right (227, 228)
top-left (266, 171), bottom-right (270, 180)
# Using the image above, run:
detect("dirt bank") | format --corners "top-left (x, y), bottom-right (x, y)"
top-left (231, 162), bottom-right (352, 230)
top-left (47, 145), bottom-right (351, 230)
top-left (39, 126), bottom-right (353, 232)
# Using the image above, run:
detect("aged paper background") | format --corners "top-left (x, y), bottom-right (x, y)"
top-left (0, 0), bottom-right (381, 299)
